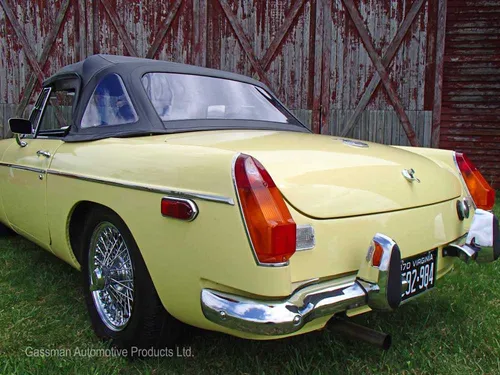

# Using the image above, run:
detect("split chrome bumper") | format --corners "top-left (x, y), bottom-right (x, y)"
top-left (201, 234), bottom-right (406, 336)
top-left (201, 209), bottom-right (499, 336)
top-left (444, 209), bottom-right (500, 263)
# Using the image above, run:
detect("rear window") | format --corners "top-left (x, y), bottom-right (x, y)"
top-left (141, 73), bottom-right (298, 124)
top-left (81, 73), bottom-right (138, 128)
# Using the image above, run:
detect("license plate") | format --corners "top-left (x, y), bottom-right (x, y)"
top-left (401, 249), bottom-right (438, 301)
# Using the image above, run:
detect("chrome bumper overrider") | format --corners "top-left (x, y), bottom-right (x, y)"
top-left (201, 234), bottom-right (407, 336)
top-left (444, 209), bottom-right (500, 263)
top-left (201, 210), bottom-right (499, 336)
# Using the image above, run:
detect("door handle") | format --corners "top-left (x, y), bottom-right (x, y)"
top-left (36, 150), bottom-right (51, 158)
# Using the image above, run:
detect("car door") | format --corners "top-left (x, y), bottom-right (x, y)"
top-left (1, 85), bottom-right (75, 248)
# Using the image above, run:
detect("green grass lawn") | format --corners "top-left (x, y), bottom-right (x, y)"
top-left (1, 197), bottom-right (499, 374)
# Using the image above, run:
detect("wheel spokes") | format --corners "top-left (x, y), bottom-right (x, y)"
top-left (89, 222), bottom-right (134, 331)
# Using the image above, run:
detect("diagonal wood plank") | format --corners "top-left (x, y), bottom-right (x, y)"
top-left (342, 0), bottom-right (420, 146)
top-left (261, 0), bottom-right (307, 69)
top-left (0, 0), bottom-right (45, 83)
top-left (340, 0), bottom-right (426, 137)
top-left (99, 0), bottom-right (138, 57)
top-left (217, 0), bottom-right (272, 87)
top-left (146, 0), bottom-right (183, 59)
top-left (15, 0), bottom-right (71, 117)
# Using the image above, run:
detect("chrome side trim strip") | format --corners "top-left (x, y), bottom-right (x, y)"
top-left (46, 170), bottom-right (235, 206)
top-left (0, 162), bottom-right (46, 175)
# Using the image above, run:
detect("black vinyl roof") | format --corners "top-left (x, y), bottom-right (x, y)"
top-left (41, 55), bottom-right (309, 142)
top-left (44, 54), bottom-right (268, 90)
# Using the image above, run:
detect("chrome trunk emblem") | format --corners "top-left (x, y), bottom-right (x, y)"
top-left (402, 168), bottom-right (420, 183)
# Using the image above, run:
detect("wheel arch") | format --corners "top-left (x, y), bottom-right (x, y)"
top-left (67, 200), bottom-right (123, 265)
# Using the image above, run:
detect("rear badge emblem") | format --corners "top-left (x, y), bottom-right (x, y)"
top-left (402, 168), bottom-right (420, 183)
top-left (341, 139), bottom-right (369, 148)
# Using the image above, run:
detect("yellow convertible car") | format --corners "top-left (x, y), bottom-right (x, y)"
top-left (3, 55), bottom-right (498, 351)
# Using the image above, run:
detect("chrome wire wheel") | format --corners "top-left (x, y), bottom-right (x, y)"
top-left (88, 222), bottom-right (134, 332)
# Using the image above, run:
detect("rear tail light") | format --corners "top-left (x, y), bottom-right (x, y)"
top-left (234, 154), bottom-right (296, 264)
top-left (454, 152), bottom-right (495, 210)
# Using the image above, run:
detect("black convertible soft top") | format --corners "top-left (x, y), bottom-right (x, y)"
top-left (42, 55), bottom-right (309, 142)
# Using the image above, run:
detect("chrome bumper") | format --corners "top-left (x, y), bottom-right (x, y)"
top-left (201, 233), bottom-right (407, 336)
top-left (444, 209), bottom-right (500, 263)
top-left (201, 210), bottom-right (499, 336)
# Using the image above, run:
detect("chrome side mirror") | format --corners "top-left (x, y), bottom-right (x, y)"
top-left (8, 118), bottom-right (32, 147)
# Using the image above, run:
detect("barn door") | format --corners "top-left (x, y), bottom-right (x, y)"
top-left (315, 0), bottom-right (439, 147)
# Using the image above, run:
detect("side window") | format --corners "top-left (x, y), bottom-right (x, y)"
top-left (38, 90), bottom-right (75, 133)
top-left (81, 73), bottom-right (138, 128)
top-left (30, 88), bottom-right (51, 133)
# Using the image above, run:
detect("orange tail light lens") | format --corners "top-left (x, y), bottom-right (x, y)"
top-left (455, 152), bottom-right (495, 210)
top-left (234, 154), bottom-right (296, 264)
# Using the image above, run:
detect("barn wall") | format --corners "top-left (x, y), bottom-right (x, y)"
top-left (1, 0), bottom-right (443, 148)
top-left (441, 0), bottom-right (500, 189)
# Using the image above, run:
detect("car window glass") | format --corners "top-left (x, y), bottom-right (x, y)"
top-left (81, 73), bottom-right (138, 128)
top-left (141, 73), bottom-right (298, 124)
top-left (38, 90), bottom-right (75, 133)
top-left (30, 87), bottom-right (51, 132)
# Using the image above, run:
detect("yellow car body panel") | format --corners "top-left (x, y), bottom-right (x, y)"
top-left (0, 130), bottom-right (473, 339)
top-left (164, 130), bottom-right (462, 218)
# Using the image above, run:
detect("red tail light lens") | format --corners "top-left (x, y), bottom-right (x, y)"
top-left (455, 152), bottom-right (495, 210)
top-left (234, 154), bottom-right (296, 264)
top-left (161, 197), bottom-right (198, 221)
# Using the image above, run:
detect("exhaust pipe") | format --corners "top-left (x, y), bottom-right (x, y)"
top-left (330, 318), bottom-right (392, 350)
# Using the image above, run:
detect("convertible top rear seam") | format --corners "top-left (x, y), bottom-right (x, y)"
top-left (45, 169), bottom-right (235, 206)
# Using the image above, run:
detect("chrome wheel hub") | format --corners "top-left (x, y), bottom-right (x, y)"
top-left (88, 222), bottom-right (134, 331)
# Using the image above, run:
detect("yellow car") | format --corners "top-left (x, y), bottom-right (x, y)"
top-left (3, 55), bottom-right (498, 352)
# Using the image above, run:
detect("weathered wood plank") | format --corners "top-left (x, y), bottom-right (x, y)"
top-left (0, 0), bottom-right (45, 83)
top-left (311, 0), bottom-right (323, 134)
top-left (216, 0), bottom-right (271, 87)
top-left (431, 0), bottom-right (447, 148)
top-left (15, 0), bottom-right (71, 117)
top-left (99, 0), bottom-right (138, 56)
top-left (146, 0), bottom-right (183, 59)
top-left (342, 0), bottom-right (420, 146)
top-left (340, 0), bottom-right (426, 137)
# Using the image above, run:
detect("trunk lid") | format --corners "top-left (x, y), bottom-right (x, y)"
top-left (165, 130), bottom-right (462, 218)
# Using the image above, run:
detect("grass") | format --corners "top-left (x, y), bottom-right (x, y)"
top-left (0, 196), bottom-right (499, 374)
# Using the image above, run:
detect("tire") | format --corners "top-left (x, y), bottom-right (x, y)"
top-left (0, 221), bottom-right (16, 236)
top-left (81, 207), bottom-right (182, 354)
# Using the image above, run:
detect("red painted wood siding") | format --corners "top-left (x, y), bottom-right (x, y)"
top-left (441, 0), bottom-right (500, 189)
